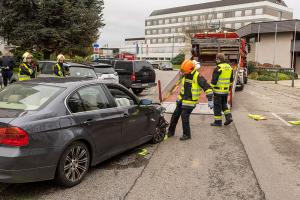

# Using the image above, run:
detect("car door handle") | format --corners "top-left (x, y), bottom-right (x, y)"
top-left (83, 119), bottom-right (93, 126)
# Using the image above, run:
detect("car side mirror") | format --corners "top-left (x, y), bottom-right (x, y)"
top-left (140, 99), bottom-right (152, 106)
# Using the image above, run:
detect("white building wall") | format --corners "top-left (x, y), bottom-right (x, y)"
top-left (256, 32), bottom-right (293, 68)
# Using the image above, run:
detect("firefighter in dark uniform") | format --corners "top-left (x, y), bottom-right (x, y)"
top-left (18, 52), bottom-right (34, 81)
top-left (53, 54), bottom-right (65, 77)
top-left (210, 53), bottom-right (234, 126)
top-left (168, 60), bottom-right (213, 141)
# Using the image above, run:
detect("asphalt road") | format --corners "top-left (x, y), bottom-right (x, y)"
top-left (233, 80), bottom-right (300, 200)
top-left (0, 71), bottom-right (264, 200)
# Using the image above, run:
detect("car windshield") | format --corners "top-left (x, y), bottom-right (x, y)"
top-left (94, 67), bottom-right (115, 74)
top-left (0, 84), bottom-right (64, 111)
top-left (69, 67), bottom-right (97, 78)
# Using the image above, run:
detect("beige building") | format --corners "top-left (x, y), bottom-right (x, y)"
top-left (237, 20), bottom-right (300, 74)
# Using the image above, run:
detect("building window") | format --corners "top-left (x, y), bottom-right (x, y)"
top-left (152, 20), bottom-right (157, 25)
top-left (146, 30), bottom-right (151, 35)
top-left (159, 19), bottom-right (164, 25)
top-left (235, 11), bottom-right (242, 17)
top-left (146, 21), bottom-right (152, 26)
top-left (217, 13), bottom-right (223, 19)
top-left (158, 29), bottom-right (163, 34)
top-left (165, 19), bottom-right (170, 24)
top-left (185, 16), bottom-right (190, 22)
top-left (177, 27), bottom-right (183, 33)
top-left (235, 23), bottom-right (242, 29)
top-left (245, 10), bottom-right (253, 16)
top-left (225, 24), bottom-right (232, 29)
top-left (152, 29), bottom-right (157, 34)
top-left (178, 17), bottom-right (184, 23)
top-left (208, 13), bottom-right (214, 19)
top-left (165, 28), bottom-right (170, 34)
top-left (152, 39), bottom-right (157, 44)
top-left (171, 18), bottom-right (177, 23)
top-left (164, 38), bottom-right (170, 43)
top-left (171, 28), bottom-right (176, 33)
top-left (177, 38), bottom-right (184, 43)
top-left (192, 16), bottom-right (199, 21)
top-left (255, 8), bottom-right (263, 15)
top-left (200, 15), bottom-right (206, 20)
top-left (158, 38), bottom-right (163, 43)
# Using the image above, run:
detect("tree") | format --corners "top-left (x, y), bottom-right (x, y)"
top-left (0, 0), bottom-right (104, 59)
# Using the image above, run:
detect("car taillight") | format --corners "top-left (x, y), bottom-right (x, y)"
top-left (0, 127), bottom-right (29, 147)
top-left (131, 72), bottom-right (136, 81)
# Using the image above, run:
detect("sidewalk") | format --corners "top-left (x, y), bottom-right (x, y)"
top-left (277, 79), bottom-right (300, 89)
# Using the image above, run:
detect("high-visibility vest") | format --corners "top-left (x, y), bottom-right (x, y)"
top-left (178, 70), bottom-right (201, 107)
top-left (212, 63), bottom-right (232, 95)
top-left (18, 63), bottom-right (32, 81)
top-left (53, 63), bottom-right (63, 77)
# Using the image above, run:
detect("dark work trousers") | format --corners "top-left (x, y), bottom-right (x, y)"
top-left (213, 94), bottom-right (231, 121)
top-left (1, 70), bottom-right (12, 87)
top-left (169, 102), bottom-right (194, 137)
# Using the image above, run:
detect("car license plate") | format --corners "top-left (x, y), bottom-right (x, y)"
top-left (143, 72), bottom-right (149, 76)
top-left (142, 83), bottom-right (148, 87)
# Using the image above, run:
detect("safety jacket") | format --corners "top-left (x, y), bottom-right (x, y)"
top-left (211, 63), bottom-right (233, 95)
top-left (18, 63), bottom-right (33, 81)
top-left (178, 69), bottom-right (212, 107)
top-left (53, 63), bottom-right (64, 77)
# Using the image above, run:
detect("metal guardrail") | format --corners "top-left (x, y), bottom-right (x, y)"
top-left (254, 67), bottom-right (297, 87)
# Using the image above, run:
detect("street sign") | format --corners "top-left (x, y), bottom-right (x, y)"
top-left (93, 44), bottom-right (100, 48)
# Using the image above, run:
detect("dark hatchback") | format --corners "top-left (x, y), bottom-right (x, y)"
top-left (113, 60), bottom-right (157, 95)
top-left (0, 78), bottom-right (167, 187)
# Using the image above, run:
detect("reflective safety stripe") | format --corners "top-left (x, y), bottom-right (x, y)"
top-left (53, 64), bottom-right (63, 77)
top-left (178, 70), bottom-right (202, 102)
top-left (18, 63), bottom-right (32, 81)
top-left (224, 110), bottom-right (231, 114)
top-left (205, 89), bottom-right (213, 95)
top-left (214, 116), bottom-right (222, 120)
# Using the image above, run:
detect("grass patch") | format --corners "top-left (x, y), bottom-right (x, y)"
top-left (173, 65), bottom-right (181, 70)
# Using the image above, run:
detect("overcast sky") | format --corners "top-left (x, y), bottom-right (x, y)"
top-left (98, 0), bottom-right (300, 47)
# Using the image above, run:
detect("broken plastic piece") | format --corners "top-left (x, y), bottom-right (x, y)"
top-left (138, 148), bottom-right (148, 156)
top-left (288, 121), bottom-right (300, 125)
top-left (248, 114), bottom-right (267, 121)
top-left (164, 134), bottom-right (168, 141)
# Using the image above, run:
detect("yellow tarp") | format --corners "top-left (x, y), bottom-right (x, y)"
top-left (248, 114), bottom-right (267, 121)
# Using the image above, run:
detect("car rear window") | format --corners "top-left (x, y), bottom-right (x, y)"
top-left (134, 61), bottom-right (153, 72)
top-left (94, 67), bottom-right (115, 74)
top-left (115, 61), bottom-right (133, 72)
top-left (69, 67), bottom-right (97, 78)
top-left (0, 84), bottom-right (64, 111)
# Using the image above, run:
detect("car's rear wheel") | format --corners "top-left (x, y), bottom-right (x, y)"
top-left (56, 142), bottom-right (90, 187)
top-left (132, 88), bottom-right (144, 95)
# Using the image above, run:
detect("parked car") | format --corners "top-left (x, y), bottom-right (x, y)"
top-left (0, 78), bottom-right (167, 187)
top-left (159, 62), bottom-right (173, 71)
top-left (114, 60), bottom-right (157, 95)
top-left (149, 61), bottom-right (161, 69)
top-left (89, 63), bottom-right (119, 84)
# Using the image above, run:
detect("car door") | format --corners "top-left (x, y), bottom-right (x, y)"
top-left (106, 85), bottom-right (153, 147)
top-left (67, 84), bottom-right (123, 160)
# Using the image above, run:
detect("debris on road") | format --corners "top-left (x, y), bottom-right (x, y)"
top-left (138, 148), bottom-right (149, 156)
top-left (248, 114), bottom-right (267, 121)
top-left (288, 121), bottom-right (300, 125)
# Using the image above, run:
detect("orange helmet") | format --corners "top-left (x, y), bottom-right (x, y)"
top-left (181, 60), bottom-right (195, 74)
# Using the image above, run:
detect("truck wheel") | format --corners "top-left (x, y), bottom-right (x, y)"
top-left (132, 88), bottom-right (144, 95)
top-left (55, 142), bottom-right (90, 187)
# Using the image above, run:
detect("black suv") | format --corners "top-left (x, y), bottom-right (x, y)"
top-left (114, 60), bottom-right (156, 94)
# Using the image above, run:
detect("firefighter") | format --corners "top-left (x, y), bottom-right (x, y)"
top-left (0, 50), bottom-right (15, 86)
top-left (19, 52), bottom-right (34, 81)
top-left (53, 54), bottom-right (65, 77)
top-left (210, 53), bottom-right (234, 127)
top-left (168, 60), bottom-right (213, 141)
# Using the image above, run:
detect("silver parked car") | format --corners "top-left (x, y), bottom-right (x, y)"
top-left (90, 63), bottom-right (119, 84)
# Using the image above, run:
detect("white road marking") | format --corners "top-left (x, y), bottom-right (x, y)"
top-left (245, 90), bottom-right (272, 100)
top-left (272, 113), bottom-right (293, 127)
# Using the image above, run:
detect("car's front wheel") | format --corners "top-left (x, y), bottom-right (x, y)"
top-left (56, 142), bottom-right (90, 187)
top-left (152, 117), bottom-right (168, 144)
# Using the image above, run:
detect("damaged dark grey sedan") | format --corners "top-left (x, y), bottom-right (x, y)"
top-left (0, 78), bottom-right (167, 187)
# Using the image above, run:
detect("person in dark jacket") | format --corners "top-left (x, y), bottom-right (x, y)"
top-left (168, 60), bottom-right (213, 141)
top-left (53, 54), bottom-right (65, 77)
top-left (0, 50), bottom-right (15, 86)
top-left (18, 52), bottom-right (34, 81)
top-left (210, 53), bottom-right (234, 127)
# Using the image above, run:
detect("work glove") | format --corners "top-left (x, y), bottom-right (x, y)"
top-left (208, 100), bottom-right (214, 109)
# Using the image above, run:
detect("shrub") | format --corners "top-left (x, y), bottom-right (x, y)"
top-left (247, 61), bottom-right (257, 74)
top-left (171, 53), bottom-right (185, 65)
top-left (248, 72), bottom-right (259, 80)
top-left (257, 75), bottom-right (274, 81)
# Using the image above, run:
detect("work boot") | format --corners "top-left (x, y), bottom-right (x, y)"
top-left (210, 120), bottom-right (222, 127)
top-left (180, 135), bottom-right (191, 141)
top-left (167, 130), bottom-right (175, 137)
top-left (224, 114), bottom-right (233, 126)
